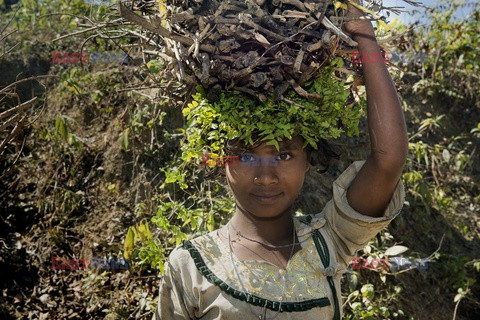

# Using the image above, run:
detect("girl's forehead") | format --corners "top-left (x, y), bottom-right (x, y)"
top-left (252, 137), bottom-right (304, 152)
top-left (226, 136), bottom-right (305, 154)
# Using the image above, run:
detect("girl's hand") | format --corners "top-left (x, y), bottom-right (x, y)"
top-left (343, 0), bottom-right (375, 39)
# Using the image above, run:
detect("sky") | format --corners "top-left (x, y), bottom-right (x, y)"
top-left (382, 0), bottom-right (477, 25)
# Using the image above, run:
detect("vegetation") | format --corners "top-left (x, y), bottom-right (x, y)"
top-left (0, 0), bottom-right (479, 319)
top-left (181, 61), bottom-right (364, 164)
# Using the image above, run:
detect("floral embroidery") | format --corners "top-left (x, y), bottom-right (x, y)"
top-left (189, 216), bottom-right (334, 302)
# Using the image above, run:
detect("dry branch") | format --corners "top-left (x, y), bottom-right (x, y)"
top-left (0, 97), bottom-right (37, 121)
top-left (0, 76), bottom-right (57, 156)
top-left (119, 3), bottom-right (215, 53)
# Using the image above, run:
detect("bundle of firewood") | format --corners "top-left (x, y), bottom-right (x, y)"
top-left (119, 0), bottom-right (368, 102)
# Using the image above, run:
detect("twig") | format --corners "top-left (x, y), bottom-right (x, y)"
top-left (0, 29), bottom-right (17, 43)
top-left (281, 97), bottom-right (305, 109)
top-left (424, 233), bottom-right (445, 261)
top-left (118, 2), bottom-right (215, 53)
top-left (315, 0), bottom-right (329, 31)
top-left (0, 97), bottom-right (37, 121)
top-left (233, 86), bottom-right (266, 102)
top-left (238, 13), bottom-right (289, 42)
top-left (0, 115), bottom-right (27, 152)
top-left (171, 41), bottom-right (186, 80)
top-left (347, 0), bottom-right (385, 21)
top-left (0, 42), bottom-right (20, 60)
top-left (321, 16), bottom-right (358, 47)
top-left (41, 12), bottom-right (96, 26)
top-left (0, 4), bottom-right (19, 37)
top-left (0, 114), bottom-right (19, 132)
top-left (389, 234), bottom-right (445, 275)
top-left (143, 50), bottom-right (175, 62)
top-left (329, 16), bottom-right (378, 23)
top-left (0, 75), bottom-right (59, 94)
top-left (452, 297), bottom-right (461, 320)
top-left (286, 75), bottom-right (322, 101)
top-left (125, 30), bottom-right (164, 49)
top-left (376, 30), bottom-right (412, 45)
top-left (260, 20), bottom-right (319, 58)
top-left (11, 135), bottom-right (26, 166)
top-left (53, 22), bottom-right (119, 42)
top-left (279, 0), bottom-right (306, 11)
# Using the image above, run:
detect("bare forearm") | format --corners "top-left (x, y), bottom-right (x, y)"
top-left (355, 33), bottom-right (408, 173)
top-left (342, 3), bottom-right (409, 216)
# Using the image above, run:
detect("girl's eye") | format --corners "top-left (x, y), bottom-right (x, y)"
top-left (240, 154), bottom-right (254, 162)
top-left (275, 153), bottom-right (292, 161)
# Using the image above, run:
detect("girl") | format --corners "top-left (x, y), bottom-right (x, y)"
top-left (156, 1), bottom-right (408, 319)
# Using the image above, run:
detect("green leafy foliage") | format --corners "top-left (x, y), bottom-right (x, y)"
top-left (120, 128), bottom-right (130, 151)
top-left (127, 192), bottom-right (234, 274)
top-left (2, 0), bottom-right (479, 318)
top-left (345, 283), bottom-right (405, 320)
top-left (182, 58), bottom-right (365, 164)
top-left (408, 0), bottom-right (479, 104)
top-left (343, 231), bottom-right (421, 319)
top-left (146, 59), bottom-right (165, 74)
top-left (389, 1), bottom-right (480, 316)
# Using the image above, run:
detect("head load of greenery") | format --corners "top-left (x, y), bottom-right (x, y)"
top-left (181, 58), bottom-right (365, 166)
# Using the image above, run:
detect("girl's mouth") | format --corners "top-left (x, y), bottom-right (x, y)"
top-left (251, 193), bottom-right (283, 203)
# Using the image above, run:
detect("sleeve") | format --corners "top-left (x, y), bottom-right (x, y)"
top-left (322, 160), bottom-right (405, 264)
top-left (155, 248), bottom-right (196, 320)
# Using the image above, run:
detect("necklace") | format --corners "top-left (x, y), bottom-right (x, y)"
top-left (227, 222), bottom-right (297, 320)
top-left (228, 222), bottom-right (305, 249)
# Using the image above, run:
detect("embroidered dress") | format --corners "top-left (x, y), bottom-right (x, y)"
top-left (156, 161), bottom-right (405, 319)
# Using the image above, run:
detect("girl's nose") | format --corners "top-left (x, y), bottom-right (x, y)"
top-left (253, 165), bottom-right (279, 185)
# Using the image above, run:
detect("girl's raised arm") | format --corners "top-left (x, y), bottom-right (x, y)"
top-left (343, 1), bottom-right (408, 217)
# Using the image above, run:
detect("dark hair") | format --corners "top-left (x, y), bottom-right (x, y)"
top-left (305, 138), bottom-right (339, 173)
top-left (203, 134), bottom-right (339, 179)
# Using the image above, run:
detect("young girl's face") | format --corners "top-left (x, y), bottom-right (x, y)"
top-left (225, 136), bottom-right (309, 219)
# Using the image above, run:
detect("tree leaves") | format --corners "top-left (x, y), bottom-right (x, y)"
top-left (123, 227), bottom-right (136, 259)
top-left (55, 116), bottom-right (69, 141)
top-left (123, 221), bottom-right (153, 259)
top-left (120, 128), bottom-right (129, 151)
